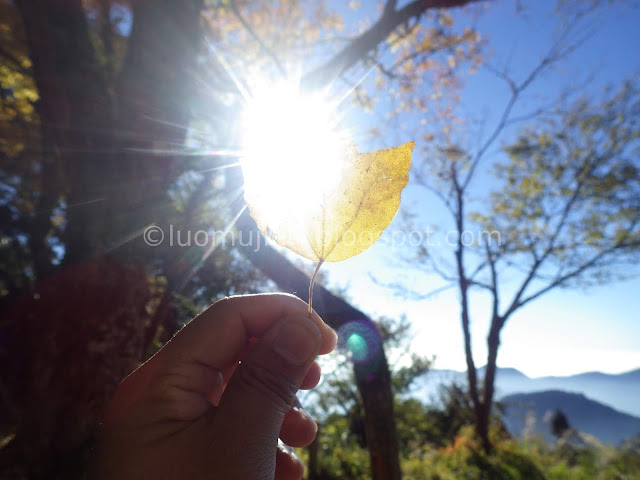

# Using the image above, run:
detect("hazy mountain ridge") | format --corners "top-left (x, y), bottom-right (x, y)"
top-left (412, 367), bottom-right (640, 418)
top-left (411, 367), bottom-right (640, 445)
top-left (501, 390), bottom-right (640, 445)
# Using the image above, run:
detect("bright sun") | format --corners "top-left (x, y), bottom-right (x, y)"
top-left (241, 81), bottom-right (351, 228)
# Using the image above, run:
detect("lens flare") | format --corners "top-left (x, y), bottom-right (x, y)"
top-left (338, 319), bottom-right (383, 380)
top-left (346, 333), bottom-right (368, 362)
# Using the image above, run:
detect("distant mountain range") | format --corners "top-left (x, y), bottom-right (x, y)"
top-left (412, 367), bottom-right (640, 417)
top-left (410, 366), bottom-right (640, 445)
top-left (501, 390), bottom-right (640, 445)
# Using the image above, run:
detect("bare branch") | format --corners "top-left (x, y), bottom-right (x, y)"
top-left (384, 0), bottom-right (398, 16)
top-left (371, 34), bottom-right (457, 85)
top-left (467, 279), bottom-right (492, 291)
top-left (302, 0), bottom-right (481, 90)
top-left (483, 62), bottom-right (516, 93)
top-left (427, 250), bottom-right (457, 283)
top-left (413, 168), bottom-right (457, 216)
top-left (371, 274), bottom-right (456, 300)
top-left (460, 20), bottom-right (594, 192)
top-left (519, 213), bottom-right (640, 310)
top-left (518, 252), bottom-right (605, 309)
top-left (467, 259), bottom-right (488, 281)
top-left (502, 178), bottom-right (586, 317)
top-left (367, 53), bottom-right (403, 80)
top-left (485, 243), bottom-right (499, 320)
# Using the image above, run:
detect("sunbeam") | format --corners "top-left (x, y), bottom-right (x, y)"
top-left (335, 64), bottom-right (378, 108)
top-left (102, 224), bottom-right (150, 255)
top-left (206, 38), bottom-right (252, 103)
top-left (195, 161), bottom-right (242, 173)
top-left (177, 203), bottom-right (248, 289)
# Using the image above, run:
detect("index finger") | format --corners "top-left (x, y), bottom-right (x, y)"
top-left (164, 293), bottom-right (336, 368)
top-left (104, 294), bottom-right (336, 424)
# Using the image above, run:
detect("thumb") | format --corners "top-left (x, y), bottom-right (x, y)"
top-left (211, 314), bottom-right (321, 474)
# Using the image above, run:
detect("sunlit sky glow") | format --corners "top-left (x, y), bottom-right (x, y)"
top-left (266, 0), bottom-right (640, 378)
top-left (241, 80), bottom-right (352, 230)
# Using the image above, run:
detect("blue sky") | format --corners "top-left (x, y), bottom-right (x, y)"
top-left (308, 0), bottom-right (640, 377)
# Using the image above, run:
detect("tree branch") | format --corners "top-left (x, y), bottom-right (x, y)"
top-left (461, 24), bottom-right (591, 192)
top-left (517, 251), bottom-right (606, 309)
top-left (302, 0), bottom-right (480, 90)
top-left (500, 150), bottom-right (605, 321)
top-left (518, 216), bottom-right (640, 310)
top-left (485, 243), bottom-right (499, 320)
top-left (230, 0), bottom-right (286, 77)
top-left (384, 0), bottom-right (398, 16)
top-left (449, 165), bottom-right (483, 437)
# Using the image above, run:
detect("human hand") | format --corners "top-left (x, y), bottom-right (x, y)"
top-left (89, 294), bottom-right (337, 480)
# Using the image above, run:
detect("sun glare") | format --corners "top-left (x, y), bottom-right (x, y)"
top-left (241, 81), bottom-right (351, 228)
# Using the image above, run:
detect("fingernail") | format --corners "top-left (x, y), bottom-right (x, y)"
top-left (273, 318), bottom-right (320, 366)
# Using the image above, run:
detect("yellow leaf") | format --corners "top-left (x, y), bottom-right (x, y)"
top-left (440, 14), bottom-right (453, 26)
top-left (244, 141), bottom-right (414, 263)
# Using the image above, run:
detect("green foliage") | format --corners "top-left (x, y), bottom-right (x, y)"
top-left (309, 375), bottom-right (640, 480)
top-left (394, 398), bottom-right (436, 455)
top-left (605, 436), bottom-right (640, 479)
top-left (400, 424), bottom-right (640, 480)
top-left (429, 383), bottom-right (479, 445)
top-left (402, 426), bottom-right (545, 480)
top-left (525, 432), bottom-right (640, 480)
top-left (310, 413), bottom-right (370, 479)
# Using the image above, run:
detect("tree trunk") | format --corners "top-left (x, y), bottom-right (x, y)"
top-left (478, 319), bottom-right (502, 453)
top-left (4, 1), bottom-right (205, 477)
top-left (458, 281), bottom-right (484, 427)
top-left (307, 424), bottom-right (320, 480)
top-left (454, 188), bottom-right (488, 452)
top-left (235, 209), bottom-right (402, 480)
top-left (16, 0), bottom-right (112, 266)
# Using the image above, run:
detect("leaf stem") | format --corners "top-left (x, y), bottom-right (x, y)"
top-left (308, 260), bottom-right (324, 316)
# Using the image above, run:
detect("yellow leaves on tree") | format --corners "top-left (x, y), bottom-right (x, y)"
top-left (0, 3), bottom-right (39, 159)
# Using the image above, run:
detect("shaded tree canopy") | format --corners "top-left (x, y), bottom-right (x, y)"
top-left (0, 0), bottom-right (484, 478)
